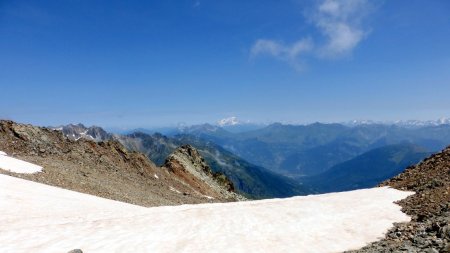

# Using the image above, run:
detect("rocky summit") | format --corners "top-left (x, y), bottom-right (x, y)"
top-left (0, 120), bottom-right (243, 207)
top-left (348, 147), bottom-right (450, 253)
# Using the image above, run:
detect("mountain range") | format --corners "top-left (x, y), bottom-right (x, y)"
top-left (49, 119), bottom-right (450, 195)
top-left (170, 122), bottom-right (450, 179)
top-left (116, 132), bottom-right (310, 198)
top-left (47, 124), bottom-right (312, 198)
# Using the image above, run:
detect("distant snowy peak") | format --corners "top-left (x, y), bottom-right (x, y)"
top-left (344, 120), bottom-right (382, 126)
top-left (344, 118), bottom-right (450, 127)
top-left (215, 117), bottom-right (266, 133)
top-left (394, 118), bottom-right (450, 127)
top-left (217, 117), bottom-right (240, 127)
top-left (52, 124), bottom-right (112, 142)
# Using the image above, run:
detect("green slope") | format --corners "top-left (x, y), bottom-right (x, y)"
top-left (304, 144), bottom-right (431, 193)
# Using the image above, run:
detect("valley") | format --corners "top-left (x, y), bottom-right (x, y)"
top-left (119, 121), bottom-right (450, 194)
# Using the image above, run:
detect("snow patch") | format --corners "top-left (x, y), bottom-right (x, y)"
top-left (0, 153), bottom-right (42, 173)
top-left (154, 174), bottom-right (159, 179)
top-left (0, 174), bottom-right (413, 253)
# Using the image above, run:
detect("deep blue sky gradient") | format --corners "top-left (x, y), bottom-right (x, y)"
top-left (1, 0), bottom-right (450, 128)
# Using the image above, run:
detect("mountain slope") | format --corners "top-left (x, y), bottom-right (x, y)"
top-left (117, 132), bottom-right (313, 198)
top-left (279, 138), bottom-right (372, 177)
top-left (118, 132), bottom-right (177, 165)
top-left (0, 120), bottom-right (241, 206)
top-left (306, 144), bottom-right (431, 193)
top-left (164, 145), bottom-right (245, 201)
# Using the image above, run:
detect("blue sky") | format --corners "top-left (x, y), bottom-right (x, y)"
top-left (1, 0), bottom-right (450, 128)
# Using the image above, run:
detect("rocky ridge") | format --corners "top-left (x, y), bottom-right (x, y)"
top-left (349, 147), bottom-right (450, 253)
top-left (165, 145), bottom-right (246, 201)
top-left (0, 120), bottom-right (242, 206)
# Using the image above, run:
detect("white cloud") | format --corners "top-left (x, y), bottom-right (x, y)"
top-left (250, 38), bottom-right (313, 71)
top-left (314, 0), bottom-right (372, 57)
top-left (250, 0), bottom-right (375, 69)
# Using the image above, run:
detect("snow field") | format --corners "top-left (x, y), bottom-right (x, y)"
top-left (0, 174), bottom-right (413, 253)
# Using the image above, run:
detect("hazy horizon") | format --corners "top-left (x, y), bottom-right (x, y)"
top-left (3, 116), bottom-right (450, 132)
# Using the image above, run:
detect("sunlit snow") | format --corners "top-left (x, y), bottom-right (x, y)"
top-left (217, 116), bottom-right (239, 126)
top-left (0, 174), bottom-right (413, 253)
top-left (0, 151), bottom-right (42, 173)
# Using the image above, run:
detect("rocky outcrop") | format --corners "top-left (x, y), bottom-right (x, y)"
top-left (164, 145), bottom-right (246, 201)
top-left (0, 120), bottom-right (237, 206)
top-left (348, 147), bottom-right (450, 253)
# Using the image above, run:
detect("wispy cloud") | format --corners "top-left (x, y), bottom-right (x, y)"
top-left (251, 0), bottom-right (375, 70)
top-left (250, 38), bottom-right (313, 71)
top-left (313, 0), bottom-right (373, 57)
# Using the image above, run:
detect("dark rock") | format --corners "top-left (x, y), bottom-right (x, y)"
top-left (67, 249), bottom-right (83, 253)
